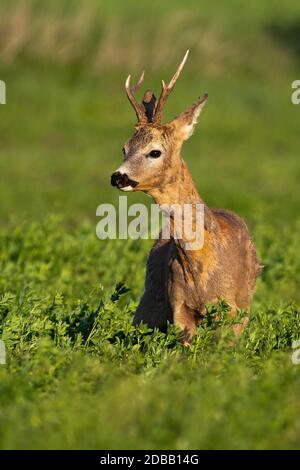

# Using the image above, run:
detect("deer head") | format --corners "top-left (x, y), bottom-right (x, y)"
top-left (111, 50), bottom-right (208, 195)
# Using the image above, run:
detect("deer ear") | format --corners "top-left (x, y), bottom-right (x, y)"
top-left (172, 93), bottom-right (208, 141)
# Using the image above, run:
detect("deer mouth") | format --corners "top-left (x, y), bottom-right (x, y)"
top-left (111, 171), bottom-right (138, 191)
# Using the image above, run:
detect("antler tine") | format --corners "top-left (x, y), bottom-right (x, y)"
top-left (153, 50), bottom-right (189, 124)
top-left (125, 71), bottom-right (147, 124)
top-left (165, 49), bottom-right (189, 91)
top-left (131, 70), bottom-right (145, 92)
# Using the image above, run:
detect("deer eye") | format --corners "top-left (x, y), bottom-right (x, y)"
top-left (148, 150), bottom-right (161, 158)
top-left (122, 147), bottom-right (126, 156)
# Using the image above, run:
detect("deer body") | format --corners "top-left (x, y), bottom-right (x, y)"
top-left (111, 51), bottom-right (260, 342)
top-left (133, 156), bottom-right (260, 341)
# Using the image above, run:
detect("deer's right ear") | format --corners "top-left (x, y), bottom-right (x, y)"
top-left (171, 93), bottom-right (208, 141)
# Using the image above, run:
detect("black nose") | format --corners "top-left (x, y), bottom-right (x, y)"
top-left (111, 171), bottom-right (129, 188)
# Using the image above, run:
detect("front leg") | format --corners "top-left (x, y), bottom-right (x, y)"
top-left (133, 289), bottom-right (171, 330)
top-left (169, 257), bottom-right (198, 344)
top-left (228, 309), bottom-right (249, 337)
top-left (133, 236), bottom-right (173, 330)
top-left (173, 302), bottom-right (197, 345)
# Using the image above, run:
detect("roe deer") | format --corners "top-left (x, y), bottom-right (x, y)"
top-left (111, 50), bottom-right (261, 344)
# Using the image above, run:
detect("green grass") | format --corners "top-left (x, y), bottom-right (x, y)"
top-left (1, 217), bottom-right (300, 449)
top-left (1, 0), bottom-right (300, 450)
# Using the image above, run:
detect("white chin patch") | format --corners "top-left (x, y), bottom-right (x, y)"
top-left (120, 185), bottom-right (133, 192)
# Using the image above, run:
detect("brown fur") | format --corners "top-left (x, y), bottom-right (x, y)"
top-left (112, 53), bottom-right (261, 343)
top-left (133, 160), bottom-right (260, 342)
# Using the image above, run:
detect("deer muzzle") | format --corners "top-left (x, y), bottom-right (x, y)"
top-left (111, 171), bottom-right (138, 191)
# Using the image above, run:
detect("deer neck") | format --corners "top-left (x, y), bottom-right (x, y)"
top-left (150, 158), bottom-right (203, 207)
top-left (150, 157), bottom-right (210, 244)
top-left (149, 158), bottom-right (214, 285)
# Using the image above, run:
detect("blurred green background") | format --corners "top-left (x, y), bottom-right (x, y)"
top-left (1, 0), bottom-right (300, 450)
top-left (1, 0), bottom-right (300, 224)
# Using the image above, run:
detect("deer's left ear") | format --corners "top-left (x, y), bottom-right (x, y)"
top-left (171, 93), bottom-right (208, 141)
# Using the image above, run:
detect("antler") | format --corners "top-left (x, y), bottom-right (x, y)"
top-left (125, 71), bottom-right (147, 124)
top-left (153, 50), bottom-right (189, 124)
